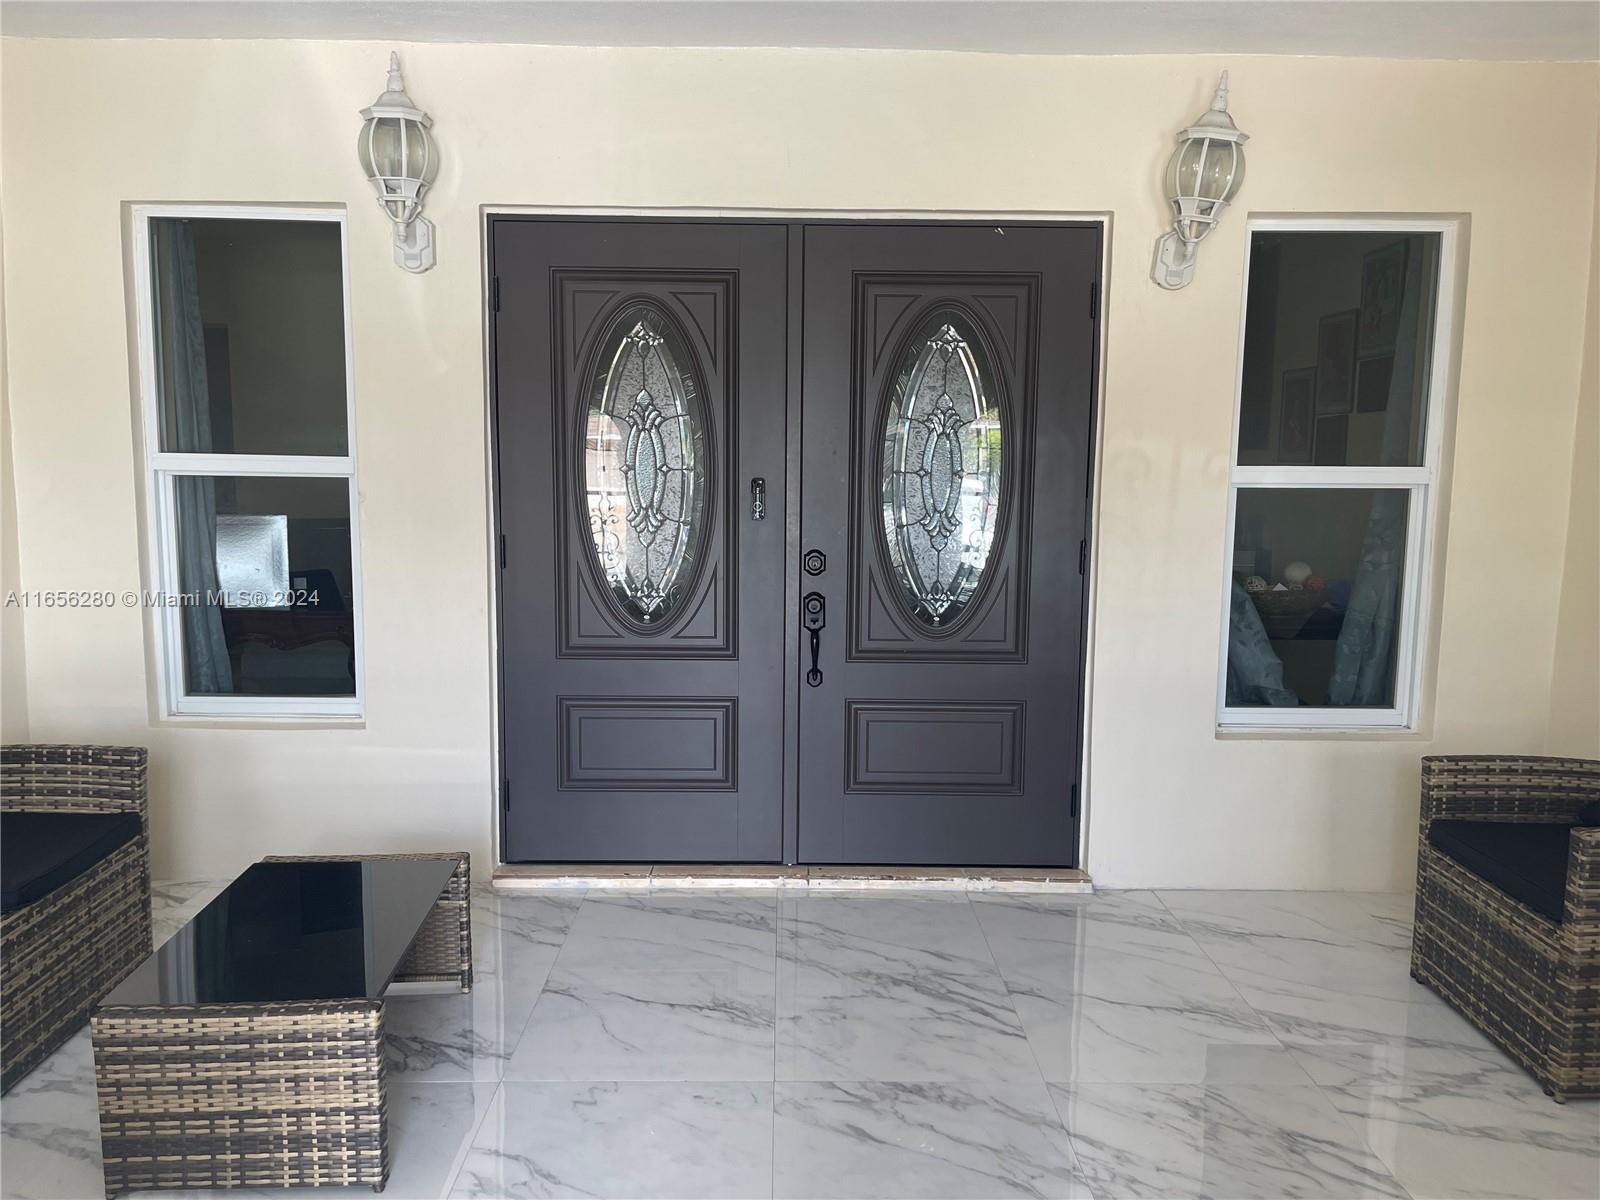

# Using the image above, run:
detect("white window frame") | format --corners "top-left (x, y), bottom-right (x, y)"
top-left (1216, 217), bottom-right (1457, 732)
top-left (131, 204), bottom-right (364, 719)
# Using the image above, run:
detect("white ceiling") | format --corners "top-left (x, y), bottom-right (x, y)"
top-left (2, 1), bottom-right (1597, 61)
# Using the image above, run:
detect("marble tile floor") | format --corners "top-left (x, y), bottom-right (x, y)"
top-left (3, 882), bottom-right (1596, 1200)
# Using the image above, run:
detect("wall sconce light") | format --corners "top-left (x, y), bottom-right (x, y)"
top-left (1152, 72), bottom-right (1248, 290)
top-left (357, 52), bottom-right (439, 273)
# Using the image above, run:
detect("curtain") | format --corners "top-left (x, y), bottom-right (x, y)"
top-left (1328, 239), bottom-right (1424, 706)
top-left (153, 220), bottom-right (233, 694)
top-left (1225, 580), bottom-right (1300, 707)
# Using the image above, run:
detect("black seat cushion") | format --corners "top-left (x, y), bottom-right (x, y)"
top-left (1, 810), bottom-right (142, 914)
top-left (1428, 819), bottom-right (1573, 923)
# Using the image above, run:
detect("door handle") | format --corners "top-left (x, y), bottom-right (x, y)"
top-left (802, 591), bottom-right (826, 687)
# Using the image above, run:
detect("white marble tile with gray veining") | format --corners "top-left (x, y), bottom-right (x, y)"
top-left (1157, 889), bottom-right (1484, 1047)
top-left (448, 1081), bottom-right (774, 1199)
top-left (1286, 1029), bottom-right (1533, 1094)
top-left (471, 889), bottom-right (586, 993)
top-left (385, 982), bottom-right (543, 1082)
top-left (1324, 1083), bottom-right (1600, 1200)
top-left (552, 890), bottom-right (778, 974)
top-left (776, 893), bottom-right (1039, 1082)
top-left (1158, 890), bottom-right (1417, 954)
top-left (977, 893), bottom-right (1303, 1084)
top-left (0, 1029), bottom-right (103, 1200)
top-left (774, 1079), bottom-right (1093, 1199)
top-left (973, 889), bottom-right (1199, 958)
top-left (1053, 1082), bottom-right (1410, 1199)
top-left (506, 962), bottom-right (777, 1081)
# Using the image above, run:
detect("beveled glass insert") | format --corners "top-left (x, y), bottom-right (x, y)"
top-left (583, 302), bottom-right (708, 624)
top-left (880, 310), bottom-right (1003, 627)
top-left (101, 858), bottom-right (457, 1005)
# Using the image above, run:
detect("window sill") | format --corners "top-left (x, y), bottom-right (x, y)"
top-left (159, 710), bottom-right (365, 731)
top-left (1215, 723), bottom-right (1422, 742)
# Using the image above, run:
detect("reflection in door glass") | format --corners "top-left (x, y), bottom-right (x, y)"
top-left (584, 303), bottom-right (708, 624)
top-left (880, 311), bottom-right (1003, 627)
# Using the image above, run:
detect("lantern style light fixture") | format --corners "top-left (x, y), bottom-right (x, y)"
top-left (358, 52), bottom-right (439, 273)
top-left (1151, 72), bottom-right (1248, 290)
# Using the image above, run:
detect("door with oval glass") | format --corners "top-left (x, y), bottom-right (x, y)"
top-left (491, 218), bottom-right (1097, 865)
top-left (492, 219), bottom-right (788, 862)
top-left (798, 224), bottom-right (1098, 864)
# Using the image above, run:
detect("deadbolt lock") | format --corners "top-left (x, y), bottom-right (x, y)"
top-left (803, 549), bottom-right (826, 576)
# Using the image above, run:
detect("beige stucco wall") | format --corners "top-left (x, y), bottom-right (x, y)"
top-left (2, 39), bottom-right (1595, 886)
top-left (1, 226), bottom-right (27, 744)
top-left (1548, 150), bottom-right (1600, 760)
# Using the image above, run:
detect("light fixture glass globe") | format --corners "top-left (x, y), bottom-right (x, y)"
top-left (1152, 72), bottom-right (1249, 290)
top-left (357, 51), bottom-right (440, 263)
top-left (1165, 137), bottom-right (1245, 242)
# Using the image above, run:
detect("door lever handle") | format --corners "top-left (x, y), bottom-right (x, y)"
top-left (802, 591), bottom-right (826, 687)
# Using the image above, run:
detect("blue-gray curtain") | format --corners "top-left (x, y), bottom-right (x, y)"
top-left (153, 220), bottom-right (233, 694)
top-left (1328, 240), bottom-right (1423, 706)
top-left (1226, 580), bottom-right (1300, 707)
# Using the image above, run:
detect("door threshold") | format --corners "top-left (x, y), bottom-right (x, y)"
top-left (493, 864), bottom-right (1092, 892)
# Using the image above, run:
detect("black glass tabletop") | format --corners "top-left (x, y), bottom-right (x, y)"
top-left (101, 857), bottom-right (458, 1006)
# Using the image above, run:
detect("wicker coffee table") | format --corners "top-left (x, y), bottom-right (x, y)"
top-left (91, 852), bottom-right (471, 1196)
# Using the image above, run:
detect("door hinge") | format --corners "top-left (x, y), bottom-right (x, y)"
top-left (492, 276), bottom-right (502, 313)
top-left (1078, 539), bottom-right (1087, 575)
top-left (499, 532), bottom-right (507, 570)
top-left (501, 776), bottom-right (510, 814)
top-left (1088, 280), bottom-right (1099, 320)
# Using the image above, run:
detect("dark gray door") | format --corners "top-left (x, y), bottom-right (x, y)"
top-left (492, 219), bottom-right (788, 862)
top-left (797, 223), bottom-right (1098, 865)
top-left (493, 218), bottom-right (1096, 866)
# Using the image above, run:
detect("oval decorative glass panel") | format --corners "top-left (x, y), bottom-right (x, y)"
top-left (880, 311), bottom-right (1003, 627)
top-left (583, 303), bottom-right (709, 625)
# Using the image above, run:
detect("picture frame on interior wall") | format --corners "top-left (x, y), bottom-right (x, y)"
top-left (1277, 367), bottom-right (1314, 463)
top-left (128, 204), bottom-right (365, 720)
top-left (1315, 308), bottom-right (1358, 415)
top-left (1359, 239), bottom-right (1409, 356)
top-left (1217, 216), bottom-right (1460, 733)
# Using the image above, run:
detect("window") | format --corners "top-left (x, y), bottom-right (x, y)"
top-left (135, 208), bottom-right (362, 717)
top-left (1219, 222), bottom-right (1453, 729)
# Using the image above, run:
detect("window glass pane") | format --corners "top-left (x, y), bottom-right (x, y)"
top-left (1227, 488), bottom-right (1409, 709)
top-left (1238, 231), bottom-right (1438, 467)
top-left (174, 475), bottom-right (355, 697)
top-left (151, 218), bottom-right (347, 456)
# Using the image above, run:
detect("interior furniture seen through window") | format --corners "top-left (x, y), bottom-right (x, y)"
top-left (136, 209), bottom-right (362, 717)
top-left (1220, 222), bottom-right (1451, 729)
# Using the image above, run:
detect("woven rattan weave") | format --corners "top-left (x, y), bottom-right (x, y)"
top-left (92, 851), bottom-right (471, 1195)
top-left (1, 744), bottom-right (153, 1094)
top-left (1410, 755), bottom-right (1600, 1102)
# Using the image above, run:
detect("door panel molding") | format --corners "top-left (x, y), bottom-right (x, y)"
top-left (558, 697), bottom-right (737, 790)
top-left (845, 700), bottom-right (1025, 794)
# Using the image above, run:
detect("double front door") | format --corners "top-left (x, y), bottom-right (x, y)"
top-left (492, 218), bottom-right (1098, 865)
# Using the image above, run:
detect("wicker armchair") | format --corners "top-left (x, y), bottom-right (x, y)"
top-left (1410, 755), bottom-right (1600, 1101)
top-left (1, 745), bottom-right (153, 1093)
